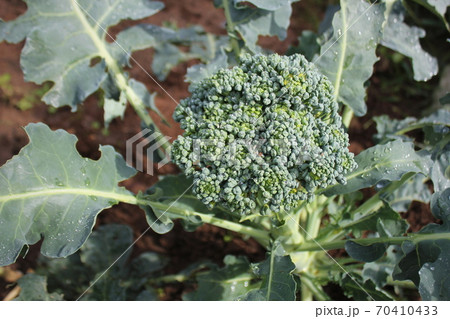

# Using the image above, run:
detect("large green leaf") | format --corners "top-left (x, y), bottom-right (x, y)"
top-left (362, 245), bottom-right (403, 288)
top-left (430, 142), bottom-right (450, 192)
top-left (25, 225), bottom-right (164, 300)
top-left (394, 189), bottom-right (450, 300)
top-left (0, 123), bottom-right (136, 266)
top-left (381, 0), bottom-right (438, 81)
top-left (240, 252), bottom-right (297, 301)
top-left (286, 30), bottom-right (320, 62)
top-left (414, 0), bottom-right (450, 31)
top-left (323, 140), bottom-right (431, 196)
top-left (382, 173), bottom-right (431, 212)
top-left (14, 274), bottom-right (63, 301)
top-left (0, 0), bottom-right (164, 124)
top-left (215, 0), bottom-right (298, 52)
top-left (338, 273), bottom-right (393, 300)
top-left (316, 0), bottom-right (384, 116)
top-left (183, 255), bottom-right (258, 301)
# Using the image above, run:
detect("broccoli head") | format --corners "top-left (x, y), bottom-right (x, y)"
top-left (172, 53), bottom-right (357, 215)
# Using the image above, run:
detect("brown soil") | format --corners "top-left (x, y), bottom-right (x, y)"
top-left (0, 0), bottom-right (440, 300)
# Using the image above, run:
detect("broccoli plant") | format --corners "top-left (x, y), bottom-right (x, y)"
top-left (0, 0), bottom-right (449, 301)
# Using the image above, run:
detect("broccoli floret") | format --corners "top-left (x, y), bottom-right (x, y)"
top-left (172, 53), bottom-right (357, 215)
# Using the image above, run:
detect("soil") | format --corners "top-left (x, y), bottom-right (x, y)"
top-left (0, 0), bottom-right (441, 301)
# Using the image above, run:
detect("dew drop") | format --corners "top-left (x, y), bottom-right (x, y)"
top-left (84, 178), bottom-right (91, 186)
top-left (89, 195), bottom-right (98, 201)
top-left (54, 178), bottom-right (64, 187)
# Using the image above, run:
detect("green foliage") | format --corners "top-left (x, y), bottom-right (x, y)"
top-left (14, 274), bottom-right (63, 301)
top-left (316, 0), bottom-right (384, 116)
top-left (0, 123), bottom-right (135, 266)
top-left (394, 189), bottom-right (450, 300)
top-left (240, 250), bottom-right (297, 301)
top-left (324, 140), bottom-right (431, 196)
top-left (15, 224), bottom-right (165, 300)
top-left (172, 53), bottom-right (356, 215)
top-left (214, 0), bottom-right (299, 53)
top-left (183, 255), bottom-right (257, 301)
top-left (381, 0), bottom-right (438, 81)
top-left (0, 0), bottom-right (165, 127)
top-left (0, 0), bottom-right (449, 302)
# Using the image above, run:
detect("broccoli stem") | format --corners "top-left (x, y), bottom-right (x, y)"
top-left (300, 273), bottom-right (330, 301)
top-left (141, 200), bottom-right (271, 246)
top-left (342, 105), bottom-right (354, 128)
top-left (222, 0), bottom-right (241, 61)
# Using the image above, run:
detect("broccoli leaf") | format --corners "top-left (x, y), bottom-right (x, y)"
top-left (345, 241), bottom-right (387, 262)
top-left (362, 245), bottom-right (403, 289)
top-left (215, 0), bottom-right (298, 52)
top-left (381, 173), bottom-right (431, 212)
top-left (323, 140), bottom-right (432, 196)
top-left (394, 189), bottom-right (450, 300)
top-left (286, 30), bottom-right (320, 61)
top-left (14, 274), bottom-right (63, 301)
top-left (240, 252), bottom-right (297, 301)
top-left (413, 0), bottom-right (450, 31)
top-left (316, 0), bottom-right (384, 116)
top-left (338, 273), bottom-right (393, 301)
top-left (0, 0), bottom-right (164, 125)
top-left (26, 225), bottom-right (164, 300)
top-left (183, 255), bottom-right (258, 301)
top-left (430, 142), bottom-right (450, 192)
top-left (0, 123), bottom-right (136, 266)
top-left (381, 0), bottom-right (438, 81)
top-left (234, 0), bottom-right (293, 11)
top-left (103, 93), bottom-right (127, 128)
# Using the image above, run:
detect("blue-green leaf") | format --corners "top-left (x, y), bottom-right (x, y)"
top-left (0, 123), bottom-right (136, 266)
top-left (345, 241), bottom-right (387, 262)
top-left (240, 251), bottom-right (297, 301)
top-left (362, 245), bottom-right (403, 288)
top-left (14, 274), bottom-right (63, 301)
top-left (234, 0), bottom-right (293, 11)
top-left (381, 0), bottom-right (438, 81)
top-left (183, 255), bottom-right (257, 301)
top-left (394, 189), bottom-right (450, 300)
top-left (0, 0), bottom-right (164, 124)
top-left (323, 140), bottom-right (432, 195)
top-left (382, 173), bottom-right (431, 212)
top-left (216, 0), bottom-right (298, 52)
top-left (286, 30), bottom-right (320, 61)
top-left (316, 0), bottom-right (384, 116)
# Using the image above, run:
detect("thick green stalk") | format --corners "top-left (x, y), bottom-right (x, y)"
top-left (222, 0), bottom-right (241, 61)
top-left (148, 200), bottom-right (270, 246)
top-left (301, 274), bottom-right (331, 301)
top-left (342, 105), bottom-right (354, 128)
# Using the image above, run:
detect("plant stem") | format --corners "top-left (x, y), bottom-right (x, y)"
top-left (342, 105), bottom-right (354, 128)
top-left (295, 232), bottom-right (450, 252)
top-left (71, 0), bottom-right (170, 151)
top-left (141, 199), bottom-right (271, 246)
top-left (222, 0), bottom-right (241, 61)
top-left (301, 274), bottom-right (330, 301)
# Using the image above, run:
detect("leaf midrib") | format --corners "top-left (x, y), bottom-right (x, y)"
top-left (333, 0), bottom-right (348, 101)
top-left (0, 188), bottom-right (135, 204)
